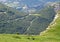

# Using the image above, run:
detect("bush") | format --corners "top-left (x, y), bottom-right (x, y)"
top-left (13, 36), bottom-right (21, 39)
top-left (27, 37), bottom-right (30, 39)
top-left (32, 38), bottom-right (35, 40)
top-left (16, 32), bottom-right (20, 35)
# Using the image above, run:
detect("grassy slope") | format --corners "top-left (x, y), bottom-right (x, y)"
top-left (0, 12), bottom-right (60, 42)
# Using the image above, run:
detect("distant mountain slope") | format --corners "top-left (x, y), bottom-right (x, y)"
top-left (1, 0), bottom-right (60, 12)
top-left (0, 3), bottom-right (56, 35)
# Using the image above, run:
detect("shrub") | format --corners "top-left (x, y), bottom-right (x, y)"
top-left (13, 36), bottom-right (21, 39)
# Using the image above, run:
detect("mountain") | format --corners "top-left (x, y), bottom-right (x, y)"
top-left (0, 0), bottom-right (59, 14)
top-left (0, 2), bottom-right (57, 35)
top-left (0, 0), bottom-right (60, 42)
top-left (0, 5), bottom-right (60, 42)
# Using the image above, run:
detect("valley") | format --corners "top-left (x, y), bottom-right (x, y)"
top-left (0, 0), bottom-right (60, 42)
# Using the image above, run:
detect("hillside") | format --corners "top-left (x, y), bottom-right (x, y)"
top-left (0, 11), bottom-right (60, 42)
top-left (0, 1), bottom-right (60, 42)
top-left (0, 3), bottom-right (56, 35)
